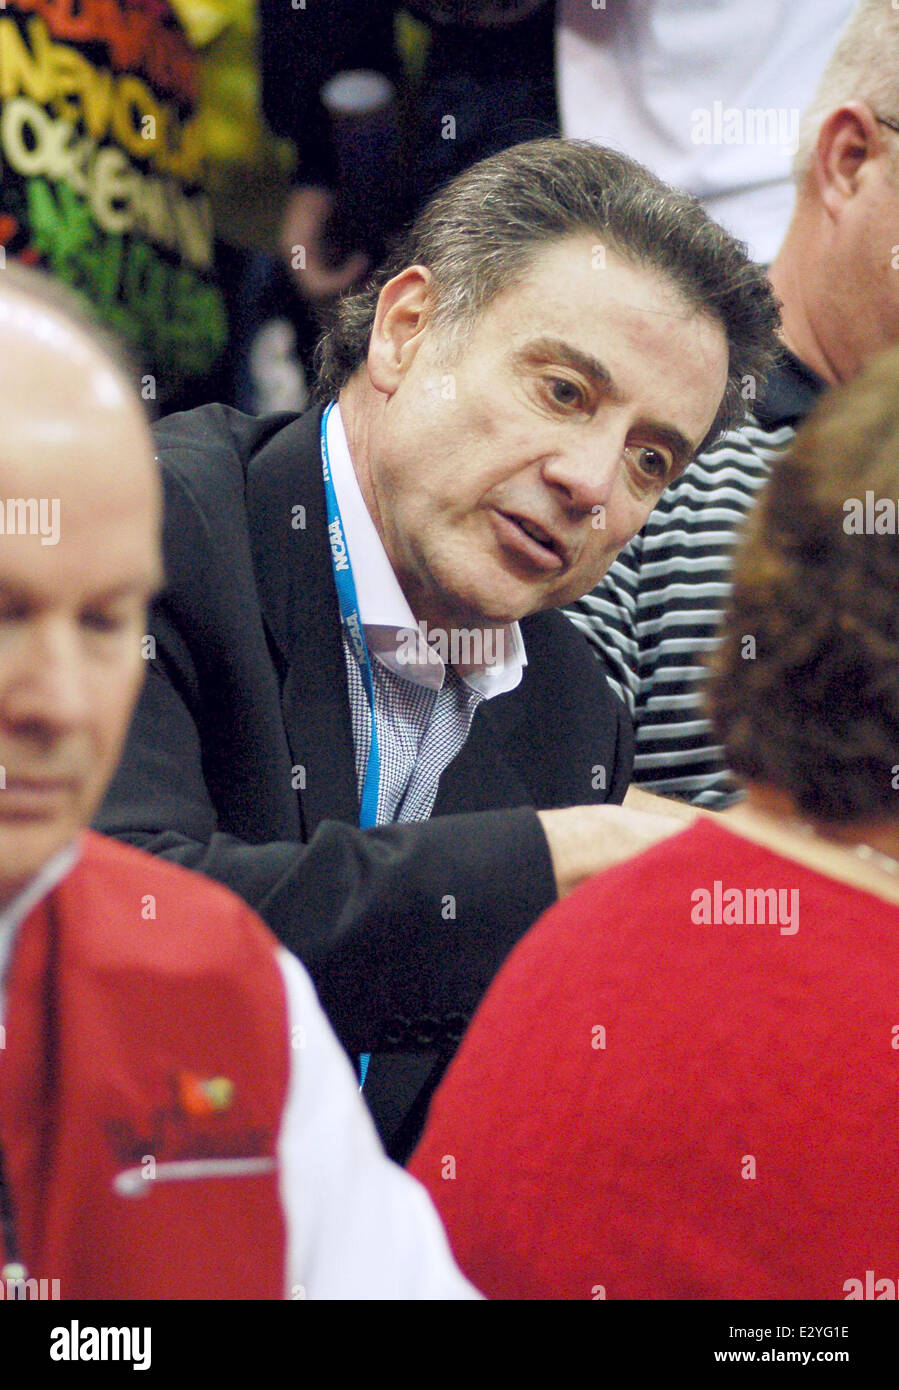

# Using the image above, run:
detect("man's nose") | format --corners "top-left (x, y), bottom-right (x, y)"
top-left (540, 428), bottom-right (624, 513)
top-left (1, 620), bottom-right (92, 732)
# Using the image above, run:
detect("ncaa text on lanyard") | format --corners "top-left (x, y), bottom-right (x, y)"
top-left (321, 403), bottom-right (379, 1090)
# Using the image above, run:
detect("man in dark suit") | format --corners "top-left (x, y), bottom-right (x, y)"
top-left (96, 140), bottom-right (779, 1156)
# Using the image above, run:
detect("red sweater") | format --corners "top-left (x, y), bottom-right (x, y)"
top-left (0, 831), bottom-right (287, 1299)
top-left (410, 819), bottom-right (899, 1299)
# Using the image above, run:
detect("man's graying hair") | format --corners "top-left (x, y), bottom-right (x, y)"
top-left (314, 139), bottom-right (781, 450)
top-left (793, 0), bottom-right (899, 186)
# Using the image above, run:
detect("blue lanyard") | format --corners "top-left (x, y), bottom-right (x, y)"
top-left (320, 403), bottom-right (378, 1089)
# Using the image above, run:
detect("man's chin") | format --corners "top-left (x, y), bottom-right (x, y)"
top-left (421, 593), bottom-right (523, 631)
top-left (443, 574), bottom-right (551, 627)
top-left (0, 818), bottom-right (79, 903)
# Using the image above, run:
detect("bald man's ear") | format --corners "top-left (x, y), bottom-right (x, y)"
top-left (813, 102), bottom-right (886, 217)
top-left (367, 266), bottom-right (435, 393)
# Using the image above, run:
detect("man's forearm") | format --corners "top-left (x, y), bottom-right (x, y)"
top-left (623, 784), bottom-right (709, 822)
top-left (537, 802), bottom-right (690, 899)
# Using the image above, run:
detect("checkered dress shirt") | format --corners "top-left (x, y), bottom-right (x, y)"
top-left (342, 635), bottom-right (485, 825)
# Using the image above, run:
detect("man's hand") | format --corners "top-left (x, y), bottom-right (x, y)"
top-left (536, 803), bottom-right (689, 899)
top-left (279, 185), bottom-right (370, 303)
top-left (623, 784), bottom-right (706, 823)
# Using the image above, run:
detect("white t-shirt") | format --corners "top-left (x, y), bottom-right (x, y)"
top-left (557, 0), bottom-right (855, 263)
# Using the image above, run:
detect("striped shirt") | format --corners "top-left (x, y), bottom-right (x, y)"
top-left (565, 351), bottom-right (825, 808)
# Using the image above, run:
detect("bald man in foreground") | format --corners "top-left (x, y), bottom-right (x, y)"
top-left (0, 265), bottom-right (476, 1300)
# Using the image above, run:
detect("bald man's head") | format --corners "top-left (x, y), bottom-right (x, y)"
top-left (0, 267), bottom-right (163, 903)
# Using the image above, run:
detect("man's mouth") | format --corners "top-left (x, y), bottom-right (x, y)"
top-left (0, 777), bottom-right (77, 818)
top-left (492, 510), bottom-right (566, 572)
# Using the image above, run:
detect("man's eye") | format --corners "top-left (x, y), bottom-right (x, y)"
top-left (627, 445), bottom-right (671, 483)
top-left (81, 612), bottom-right (126, 634)
top-left (546, 378), bottom-right (584, 409)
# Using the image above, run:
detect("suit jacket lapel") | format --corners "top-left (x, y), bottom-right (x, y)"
top-left (432, 614), bottom-right (570, 816)
top-left (431, 680), bottom-right (532, 816)
top-left (245, 406), bottom-right (360, 837)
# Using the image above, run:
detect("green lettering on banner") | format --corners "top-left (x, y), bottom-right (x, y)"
top-left (24, 173), bottom-right (226, 380)
top-left (74, 214), bottom-right (123, 302)
top-left (162, 278), bottom-right (228, 376)
top-left (122, 236), bottom-right (166, 328)
top-left (26, 174), bottom-right (92, 266)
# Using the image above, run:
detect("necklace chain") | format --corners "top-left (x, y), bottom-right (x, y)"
top-left (796, 822), bottom-right (899, 876)
top-left (849, 841), bottom-right (899, 876)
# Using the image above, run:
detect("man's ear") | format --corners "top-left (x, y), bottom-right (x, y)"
top-left (813, 102), bottom-right (885, 218)
top-left (367, 266), bottom-right (435, 393)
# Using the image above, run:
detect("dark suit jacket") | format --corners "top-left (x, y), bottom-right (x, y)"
top-left (95, 403), bottom-right (633, 1157)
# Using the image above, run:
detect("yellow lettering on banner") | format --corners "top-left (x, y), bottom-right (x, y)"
top-left (0, 15), bottom-right (53, 104)
top-left (1, 89), bottom-right (212, 263)
top-left (65, 46), bottom-right (114, 140)
top-left (48, 39), bottom-right (92, 123)
top-left (161, 114), bottom-right (203, 182)
top-left (0, 17), bottom-right (201, 182)
top-left (110, 73), bottom-right (160, 158)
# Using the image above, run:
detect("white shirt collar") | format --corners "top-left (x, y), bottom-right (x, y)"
top-left (326, 403), bottom-right (526, 697)
top-left (0, 837), bottom-right (80, 1026)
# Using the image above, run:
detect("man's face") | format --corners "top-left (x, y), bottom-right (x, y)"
top-left (0, 304), bottom-right (161, 904)
top-left (840, 138), bottom-right (899, 371)
top-left (801, 106), bottom-right (899, 383)
top-left (364, 237), bottom-right (729, 628)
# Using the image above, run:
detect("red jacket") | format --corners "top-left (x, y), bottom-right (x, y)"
top-left (0, 832), bottom-right (287, 1299)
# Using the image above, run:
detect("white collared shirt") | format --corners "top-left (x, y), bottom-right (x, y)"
top-left (325, 404), bottom-right (527, 824)
top-left (0, 838), bottom-right (80, 1027)
top-left (326, 404), bottom-right (526, 697)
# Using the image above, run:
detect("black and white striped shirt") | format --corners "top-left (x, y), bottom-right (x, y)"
top-left (565, 352), bottom-right (825, 808)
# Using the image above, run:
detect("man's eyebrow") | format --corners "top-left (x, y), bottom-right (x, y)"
top-left (87, 577), bottom-right (164, 602)
top-left (0, 577), bottom-right (162, 602)
top-left (516, 336), bottom-right (699, 469)
top-left (643, 422), bottom-right (696, 475)
top-left (515, 337), bottom-right (620, 394)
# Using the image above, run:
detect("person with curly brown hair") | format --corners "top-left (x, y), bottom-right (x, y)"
top-left (409, 343), bottom-right (899, 1300)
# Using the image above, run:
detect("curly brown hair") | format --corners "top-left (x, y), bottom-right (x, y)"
top-left (707, 345), bottom-right (899, 823)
